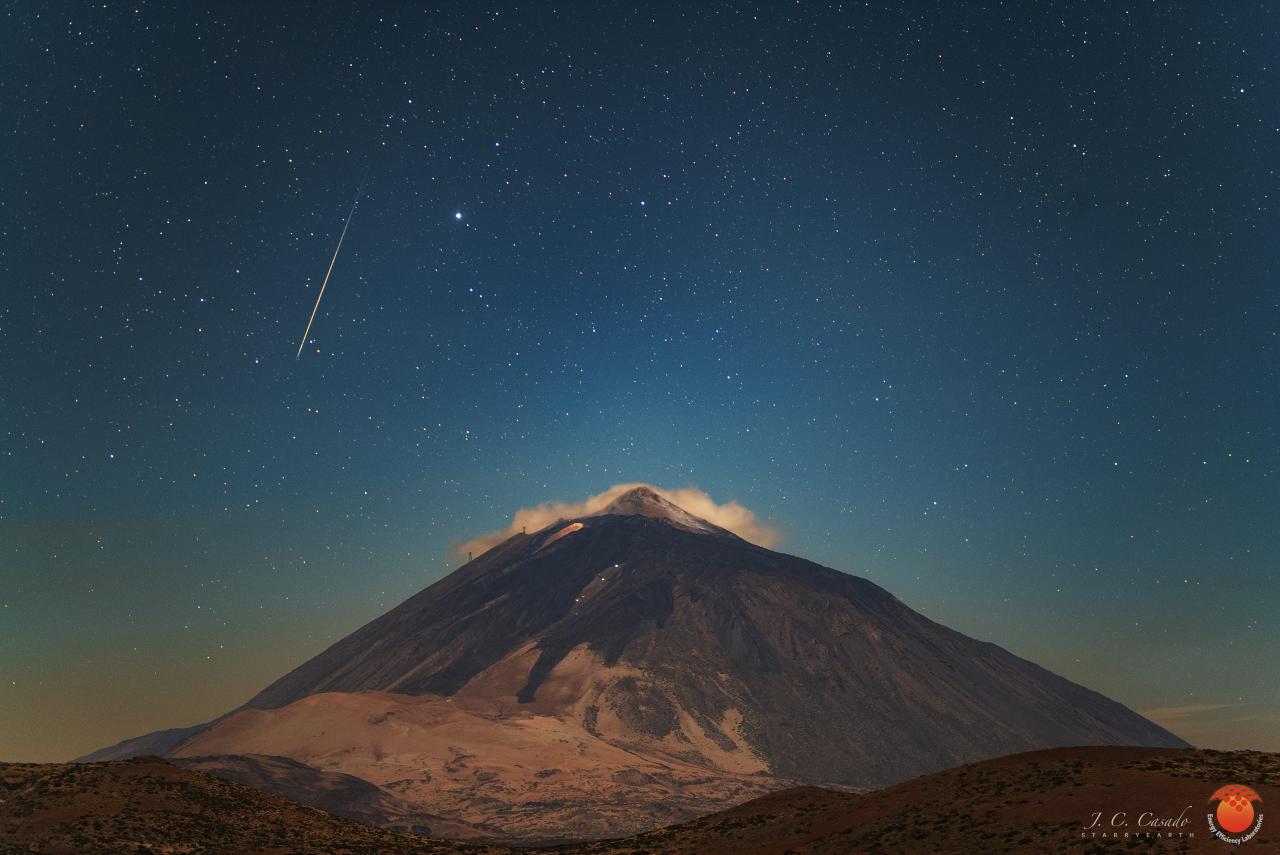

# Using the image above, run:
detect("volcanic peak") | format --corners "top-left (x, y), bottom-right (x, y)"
top-left (587, 485), bottom-right (732, 538)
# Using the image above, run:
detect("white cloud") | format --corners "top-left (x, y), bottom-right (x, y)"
top-left (457, 482), bottom-right (780, 557)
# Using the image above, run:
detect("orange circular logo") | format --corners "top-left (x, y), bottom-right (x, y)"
top-left (1208, 784), bottom-right (1263, 842)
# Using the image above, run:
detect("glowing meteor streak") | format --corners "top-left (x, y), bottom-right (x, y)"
top-left (295, 177), bottom-right (365, 359)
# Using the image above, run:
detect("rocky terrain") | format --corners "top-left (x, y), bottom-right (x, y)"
top-left (5, 747), bottom-right (1275, 853)
top-left (0, 756), bottom-right (503, 855)
top-left (558, 746), bottom-right (1280, 854)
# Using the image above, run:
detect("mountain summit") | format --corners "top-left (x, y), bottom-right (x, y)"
top-left (86, 489), bottom-right (1188, 841)
top-left (592, 485), bottom-right (736, 537)
top-left (598, 483), bottom-right (671, 513)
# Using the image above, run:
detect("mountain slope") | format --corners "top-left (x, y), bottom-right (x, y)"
top-left (76, 722), bottom-right (207, 763)
top-left (170, 690), bottom-right (783, 843)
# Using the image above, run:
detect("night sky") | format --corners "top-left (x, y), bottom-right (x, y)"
top-left (3, 3), bottom-right (1277, 763)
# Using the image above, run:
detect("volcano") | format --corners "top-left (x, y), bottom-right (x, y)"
top-left (85, 486), bottom-right (1187, 841)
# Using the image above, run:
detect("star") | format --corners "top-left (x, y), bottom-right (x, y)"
top-left (454, 211), bottom-right (463, 221)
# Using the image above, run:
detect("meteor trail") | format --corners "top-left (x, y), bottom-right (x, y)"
top-left (295, 176), bottom-right (365, 359)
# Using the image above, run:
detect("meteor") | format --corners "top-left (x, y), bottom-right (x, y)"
top-left (295, 176), bottom-right (365, 359)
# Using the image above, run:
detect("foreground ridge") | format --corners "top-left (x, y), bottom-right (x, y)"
top-left (8, 748), bottom-right (1278, 854)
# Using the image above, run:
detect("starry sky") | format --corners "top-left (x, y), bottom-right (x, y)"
top-left (3, 2), bottom-right (1277, 763)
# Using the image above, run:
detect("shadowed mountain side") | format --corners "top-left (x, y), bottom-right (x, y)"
top-left (76, 723), bottom-right (207, 763)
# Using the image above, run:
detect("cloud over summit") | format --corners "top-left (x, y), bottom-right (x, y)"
top-left (458, 483), bottom-right (780, 557)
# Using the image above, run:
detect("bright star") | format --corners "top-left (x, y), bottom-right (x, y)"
top-left (454, 212), bottom-right (463, 221)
